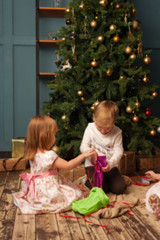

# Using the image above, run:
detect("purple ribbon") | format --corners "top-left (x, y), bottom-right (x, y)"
top-left (93, 156), bottom-right (107, 189)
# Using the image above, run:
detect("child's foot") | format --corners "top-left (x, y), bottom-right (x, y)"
top-left (148, 194), bottom-right (160, 219)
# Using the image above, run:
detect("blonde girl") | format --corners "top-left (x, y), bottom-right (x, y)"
top-left (13, 115), bottom-right (95, 214)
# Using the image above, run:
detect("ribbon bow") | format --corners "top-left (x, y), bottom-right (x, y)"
top-left (20, 170), bottom-right (57, 199)
top-left (93, 156), bottom-right (107, 189)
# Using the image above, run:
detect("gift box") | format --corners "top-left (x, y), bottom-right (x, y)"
top-left (136, 154), bottom-right (160, 170)
top-left (12, 137), bottom-right (26, 158)
top-left (119, 151), bottom-right (136, 175)
top-left (59, 165), bottom-right (86, 181)
top-left (0, 157), bottom-right (27, 171)
top-left (73, 164), bottom-right (85, 181)
top-left (59, 169), bottom-right (74, 181)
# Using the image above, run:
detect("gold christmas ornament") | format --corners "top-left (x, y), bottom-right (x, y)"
top-left (91, 59), bottom-right (98, 67)
top-left (113, 35), bottom-right (120, 43)
top-left (143, 75), bottom-right (149, 83)
top-left (91, 105), bottom-right (95, 111)
top-left (132, 115), bottom-right (139, 123)
top-left (135, 101), bottom-right (141, 108)
top-left (79, 2), bottom-right (85, 9)
top-left (90, 20), bottom-right (97, 28)
top-left (152, 91), bottom-right (158, 98)
top-left (129, 53), bottom-right (136, 60)
top-left (99, 0), bottom-right (108, 6)
top-left (52, 145), bottom-right (59, 153)
top-left (61, 114), bottom-right (66, 120)
top-left (77, 90), bottom-right (83, 96)
top-left (97, 35), bottom-right (104, 42)
top-left (65, 8), bottom-right (70, 13)
top-left (119, 75), bottom-right (125, 80)
top-left (125, 46), bottom-right (132, 54)
top-left (61, 37), bottom-right (66, 41)
top-left (150, 129), bottom-right (156, 136)
top-left (109, 24), bottom-right (116, 31)
top-left (143, 55), bottom-right (151, 64)
top-left (106, 69), bottom-right (112, 76)
top-left (132, 8), bottom-right (137, 14)
top-left (94, 100), bottom-right (100, 107)
top-left (81, 97), bottom-right (85, 102)
top-left (132, 20), bottom-right (139, 29)
top-left (126, 106), bottom-right (133, 113)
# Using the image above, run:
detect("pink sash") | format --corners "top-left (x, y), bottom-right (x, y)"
top-left (20, 170), bottom-right (57, 199)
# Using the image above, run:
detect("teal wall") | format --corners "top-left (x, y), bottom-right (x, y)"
top-left (0, 0), bottom-right (160, 151)
top-left (0, 0), bottom-right (36, 151)
top-left (134, 0), bottom-right (160, 117)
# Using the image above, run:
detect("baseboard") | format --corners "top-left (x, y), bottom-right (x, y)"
top-left (0, 151), bottom-right (12, 158)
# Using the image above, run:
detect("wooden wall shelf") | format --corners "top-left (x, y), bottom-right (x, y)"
top-left (39, 72), bottom-right (58, 77)
top-left (38, 40), bottom-right (62, 47)
top-left (38, 7), bottom-right (66, 17)
top-left (36, 2), bottom-right (66, 114)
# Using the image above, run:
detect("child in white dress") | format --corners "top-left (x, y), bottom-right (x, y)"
top-left (13, 115), bottom-right (96, 214)
top-left (145, 170), bottom-right (160, 219)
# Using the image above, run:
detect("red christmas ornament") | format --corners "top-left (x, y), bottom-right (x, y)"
top-left (145, 109), bottom-right (152, 116)
top-left (115, 4), bottom-right (121, 9)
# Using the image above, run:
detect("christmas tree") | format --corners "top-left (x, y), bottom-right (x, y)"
top-left (42, 0), bottom-right (160, 158)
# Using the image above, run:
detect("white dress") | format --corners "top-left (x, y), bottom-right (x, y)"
top-left (145, 182), bottom-right (160, 213)
top-left (13, 150), bottom-right (83, 214)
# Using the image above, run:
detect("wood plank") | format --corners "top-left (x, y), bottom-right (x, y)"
top-left (82, 215), bottom-right (109, 240)
top-left (0, 171), bottom-right (8, 197)
top-left (36, 213), bottom-right (60, 240)
top-left (119, 211), bottom-right (159, 240)
top-left (12, 208), bottom-right (35, 240)
top-left (133, 206), bottom-right (160, 238)
top-left (56, 210), bottom-right (85, 240)
top-left (0, 171), bottom-right (21, 240)
top-left (99, 217), bottom-right (133, 240)
top-left (75, 212), bottom-right (93, 240)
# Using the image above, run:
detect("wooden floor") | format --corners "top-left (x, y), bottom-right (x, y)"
top-left (0, 168), bottom-right (160, 240)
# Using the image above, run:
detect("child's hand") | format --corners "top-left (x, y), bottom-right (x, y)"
top-left (145, 170), bottom-right (157, 179)
top-left (102, 164), bottom-right (110, 172)
top-left (89, 151), bottom-right (98, 165)
top-left (83, 149), bottom-right (96, 159)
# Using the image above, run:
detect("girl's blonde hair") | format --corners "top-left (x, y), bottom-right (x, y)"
top-left (93, 100), bottom-right (119, 127)
top-left (24, 115), bottom-right (58, 160)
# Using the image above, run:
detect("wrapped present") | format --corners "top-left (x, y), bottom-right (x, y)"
top-left (12, 137), bottom-right (26, 158)
top-left (0, 157), bottom-right (27, 171)
top-left (118, 151), bottom-right (136, 175)
top-left (136, 154), bottom-right (160, 170)
top-left (73, 164), bottom-right (85, 181)
top-left (59, 169), bottom-right (74, 181)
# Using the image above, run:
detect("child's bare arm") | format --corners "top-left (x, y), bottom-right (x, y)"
top-left (53, 149), bottom-right (96, 170)
top-left (145, 170), bottom-right (160, 180)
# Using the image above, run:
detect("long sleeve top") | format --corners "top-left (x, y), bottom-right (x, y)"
top-left (80, 122), bottom-right (124, 169)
